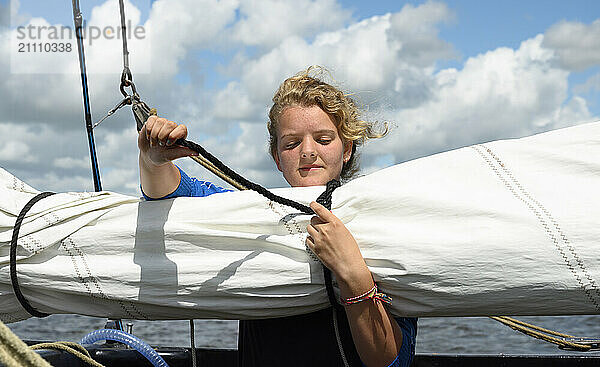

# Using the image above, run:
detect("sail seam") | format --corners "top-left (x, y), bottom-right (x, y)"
top-left (267, 201), bottom-right (319, 262)
top-left (62, 237), bottom-right (147, 319)
top-left (472, 144), bottom-right (600, 311)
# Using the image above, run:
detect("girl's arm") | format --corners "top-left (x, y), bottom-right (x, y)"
top-left (138, 116), bottom-right (198, 198)
top-left (307, 201), bottom-right (407, 367)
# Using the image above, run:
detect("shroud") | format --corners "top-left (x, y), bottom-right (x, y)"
top-left (1, 122), bottom-right (599, 323)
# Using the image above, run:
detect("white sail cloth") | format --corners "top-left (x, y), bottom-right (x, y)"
top-left (1, 122), bottom-right (600, 323)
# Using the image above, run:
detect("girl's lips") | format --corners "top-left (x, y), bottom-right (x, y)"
top-left (300, 165), bottom-right (322, 171)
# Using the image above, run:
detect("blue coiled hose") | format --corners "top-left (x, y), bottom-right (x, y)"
top-left (80, 328), bottom-right (170, 367)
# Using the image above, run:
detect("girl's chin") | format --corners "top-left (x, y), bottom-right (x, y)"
top-left (291, 175), bottom-right (335, 187)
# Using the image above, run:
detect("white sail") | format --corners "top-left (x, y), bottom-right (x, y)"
top-left (1, 121), bottom-right (600, 323)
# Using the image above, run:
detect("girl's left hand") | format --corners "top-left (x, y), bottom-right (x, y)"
top-left (306, 201), bottom-right (370, 283)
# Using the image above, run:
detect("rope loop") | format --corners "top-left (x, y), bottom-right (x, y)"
top-left (10, 192), bottom-right (56, 318)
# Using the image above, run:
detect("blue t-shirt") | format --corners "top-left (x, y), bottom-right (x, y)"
top-left (141, 166), bottom-right (233, 200)
top-left (142, 165), bottom-right (417, 367)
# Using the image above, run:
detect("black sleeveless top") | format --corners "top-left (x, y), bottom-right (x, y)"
top-left (238, 307), bottom-right (363, 366)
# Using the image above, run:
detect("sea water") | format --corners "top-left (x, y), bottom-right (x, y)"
top-left (7, 315), bottom-right (600, 354)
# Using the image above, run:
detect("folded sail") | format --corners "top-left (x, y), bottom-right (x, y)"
top-left (1, 122), bottom-right (599, 323)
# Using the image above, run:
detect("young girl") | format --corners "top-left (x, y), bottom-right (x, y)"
top-left (138, 68), bottom-right (417, 367)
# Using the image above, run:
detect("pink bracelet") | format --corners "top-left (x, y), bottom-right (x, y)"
top-left (341, 284), bottom-right (392, 306)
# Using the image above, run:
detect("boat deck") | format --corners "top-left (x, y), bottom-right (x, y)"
top-left (32, 345), bottom-right (600, 367)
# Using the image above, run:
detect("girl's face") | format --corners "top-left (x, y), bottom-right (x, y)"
top-left (273, 105), bottom-right (352, 187)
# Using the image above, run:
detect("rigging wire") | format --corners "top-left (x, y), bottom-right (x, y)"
top-left (71, 0), bottom-right (101, 192)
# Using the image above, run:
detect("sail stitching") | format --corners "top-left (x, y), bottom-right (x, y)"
top-left (267, 201), bottom-right (300, 234)
top-left (480, 145), bottom-right (600, 309)
top-left (71, 239), bottom-right (148, 319)
top-left (17, 235), bottom-right (41, 254)
top-left (268, 201), bottom-right (318, 262)
top-left (11, 176), bottom-right (25, 192)
top-left (75, 239), bottom-right (148, 320)
top-left (50, 206), bottom-right (148, 319)
top-left (472, 144), bottom-right (600, 311)
top-left (61, 237), bottom-right (146, 319)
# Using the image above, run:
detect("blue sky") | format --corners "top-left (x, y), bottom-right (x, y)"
top-left (1, 0), bottom-right (599, 194)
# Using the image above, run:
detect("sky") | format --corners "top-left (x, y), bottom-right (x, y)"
top-left (1, 0), bottom-right (599, 195)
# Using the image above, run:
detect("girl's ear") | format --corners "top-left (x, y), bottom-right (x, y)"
top-left (343, 140), bottom-right (353, 163)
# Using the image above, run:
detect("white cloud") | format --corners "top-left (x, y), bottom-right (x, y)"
top-left (0, 124), bottom-right (39, 163)
top-left (0, 0), bottom-right (240, 194)
top-left (26, 171), bottom-right (96, 193)
top-left (102, 167), bottom-right (140, 193)
top-left (93, 127), bottom-right (141, 194)
top-left (212, 81), bottom-right (260, 120)
top-left (198, 2), bottom-right (458, 187)
top-left (53, 156), bottom-right (92, 170)
top-left (231, 0), bottom-right (351, 49)
top-left (367, 35), bottom-right (592, 165)
top-left (0, 122), bottom-right (97, 192)
top-left (146, 0), bottom-right (238, 76)
top-left (550, 96), bottom-right (593, 128)
top-left (227, 1), bottom-right (456, 123)
top-left (0, 141), bottom-right (35, 163)
top-left (231, 15), bottom-right (399, 113)
top-left (387, 1), bottom-right (456, 67)
top-left (543, 19), bottom-right (600, 71)
top-left (0, 0), bottom-right (241, 196)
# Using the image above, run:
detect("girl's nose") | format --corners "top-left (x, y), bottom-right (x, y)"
top-left (300, 139), bottom-right (317, 159)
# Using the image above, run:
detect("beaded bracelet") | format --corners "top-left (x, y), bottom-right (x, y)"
top-left (341, 284), bottom-right (392, 306)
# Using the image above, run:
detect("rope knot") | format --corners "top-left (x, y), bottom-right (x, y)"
top-left (315, 179), bottom-right (341, 211)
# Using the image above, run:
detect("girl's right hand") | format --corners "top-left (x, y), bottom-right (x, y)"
top-left (138, 116), bottom-right (198, 167)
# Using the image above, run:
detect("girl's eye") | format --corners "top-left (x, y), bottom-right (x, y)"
top-left (318, 138), bottom-right (332, 144)
top-left (285, 141), bottom-right (299, 149)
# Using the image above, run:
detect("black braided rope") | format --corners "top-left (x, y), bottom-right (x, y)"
top-left (314, 180), bottom-right (351, 365)
top-left (10, 191), bottom-right (56, 318)
top-left (316, 180), bottom-right (342, 306)
top-left (176, 138), bottom-right (315, 214)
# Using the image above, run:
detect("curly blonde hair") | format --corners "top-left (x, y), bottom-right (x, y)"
top-left (268, 66), bottom-right (387, 182)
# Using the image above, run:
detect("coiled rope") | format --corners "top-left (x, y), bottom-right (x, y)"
top-left (0, 320), bottom-right (52, 367)
top-left (1, 319), bottom-right (109, 367)
top-left (30, 342), bottom-right (106, 367)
